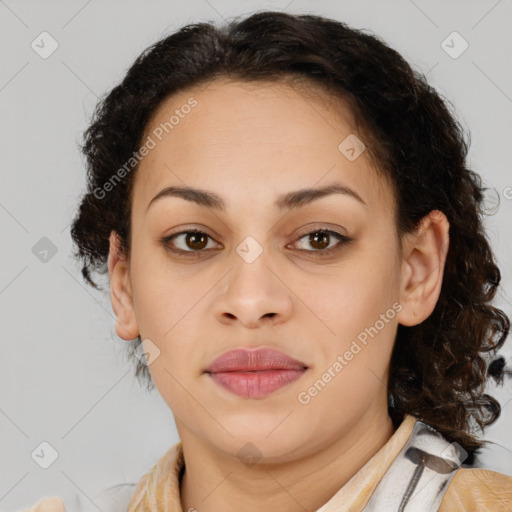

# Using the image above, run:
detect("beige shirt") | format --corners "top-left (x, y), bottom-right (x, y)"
top-left (22, 414), bottom-right (512, 511)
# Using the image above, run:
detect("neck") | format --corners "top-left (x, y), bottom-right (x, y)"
top-left (178, 404), bottom-right (397, 512)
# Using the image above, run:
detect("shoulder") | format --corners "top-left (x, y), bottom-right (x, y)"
top-left (17, 497), bottom-right (65, 512)
top-left (17, 484), bottom-right (137, 512)
top-left (440, 467), bottom-right (512, 511)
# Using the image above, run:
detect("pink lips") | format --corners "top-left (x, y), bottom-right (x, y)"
top-left (204, 347), bottom-right (308, 399)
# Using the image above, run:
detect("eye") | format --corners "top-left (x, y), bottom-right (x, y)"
top-left (160, 227), bottom-right (354, 257)
top-left (160, 229), bottom-right (221, 256)
top-left (290, 229), bottom-right (354, 256)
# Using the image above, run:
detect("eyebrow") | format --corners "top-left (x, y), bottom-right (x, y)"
top-left (145, 182), bottom-right (366, 213)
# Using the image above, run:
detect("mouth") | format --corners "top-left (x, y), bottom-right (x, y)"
top-left (204, 347), bottom-right (309, 399)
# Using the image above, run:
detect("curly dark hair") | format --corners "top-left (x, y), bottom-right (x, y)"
top-left (69, 10), bottom-right (509, 457)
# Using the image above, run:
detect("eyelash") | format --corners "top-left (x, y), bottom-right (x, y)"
top-left (160, 227), bottom-right (354, 258)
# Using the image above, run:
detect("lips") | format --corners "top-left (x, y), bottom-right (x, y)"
top-left (204, 347), bottom-right (308, 399)
top-left (204, 347), bottom-right (308, 373)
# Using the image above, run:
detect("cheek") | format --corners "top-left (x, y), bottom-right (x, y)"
top-left (293, 240), bottom-right (400, 389)
top-left (130, 243), bottom-right (196, 335)
top-left (296, 250), bottom-right (399, 337)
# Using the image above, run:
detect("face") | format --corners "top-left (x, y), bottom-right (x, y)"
top-left (112, 77), bottom-right (408, 462)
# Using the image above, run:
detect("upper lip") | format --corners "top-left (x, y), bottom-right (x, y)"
top-left (204, 347), bottom-right (308, 373)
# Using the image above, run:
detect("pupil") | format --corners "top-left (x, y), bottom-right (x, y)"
top-left (311, 231), bottom-right (329, 250)
top-left (187, 233), bottom-right (207, 250)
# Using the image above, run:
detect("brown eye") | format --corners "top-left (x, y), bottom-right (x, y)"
top-left (308, 231), bottom-right (330, 250)
top-left (161, 229), bottom-right (220, 255)
top-left (291, 229), bottom-right (354, 255)
top-left (161, 227), bottom-right (353, 258)
top-left (184, 232), bottom-right (208, 250)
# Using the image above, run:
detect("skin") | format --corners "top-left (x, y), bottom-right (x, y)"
top-left (108, 77), bottom-right (450, 511)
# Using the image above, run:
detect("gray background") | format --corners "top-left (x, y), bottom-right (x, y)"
top-left (1, 0), bottom-right (511, 510)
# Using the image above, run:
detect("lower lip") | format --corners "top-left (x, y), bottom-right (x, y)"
top-left (207, 369), bottom-right (307, 399)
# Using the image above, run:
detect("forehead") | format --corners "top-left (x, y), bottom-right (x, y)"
top-left (132, 77), bottom-right (393, 216)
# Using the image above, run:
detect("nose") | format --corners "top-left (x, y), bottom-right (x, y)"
top-left (213, 248), bottom-right (293, 329)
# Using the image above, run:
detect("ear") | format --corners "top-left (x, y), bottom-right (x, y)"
top-left (396, 210), bottom-right (450, 327)
top-left (108, 231), bottom-right (139, 340)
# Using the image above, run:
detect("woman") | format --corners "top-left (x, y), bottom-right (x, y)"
top-left (24, 10), bottom-right (512, 512)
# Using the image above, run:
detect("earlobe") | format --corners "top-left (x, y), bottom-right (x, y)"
top-left (397, 210), bottom-right (450, 327)
top-left (108, 231), bottom-right (139, 340)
